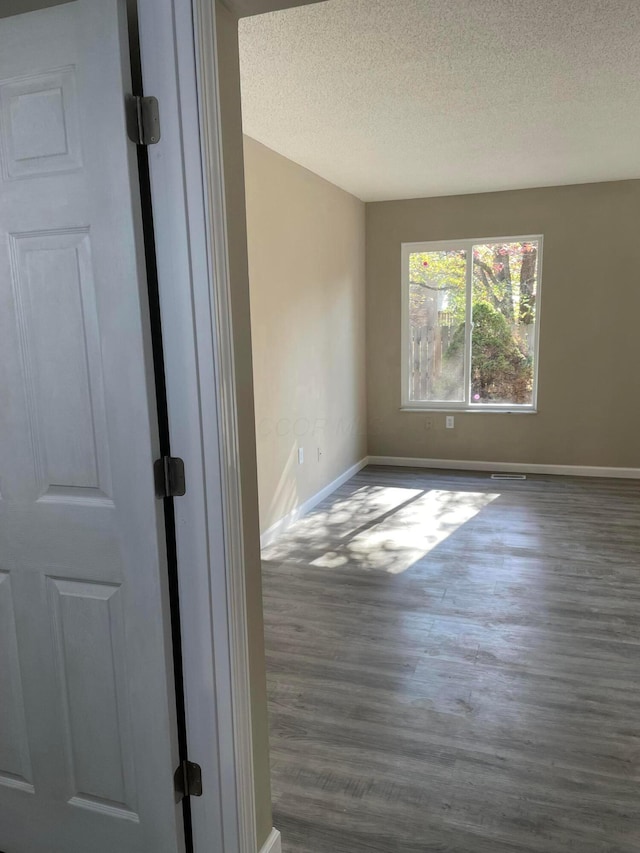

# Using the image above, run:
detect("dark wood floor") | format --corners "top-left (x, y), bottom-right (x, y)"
top-left (261, 466), bottom-right (640, 853)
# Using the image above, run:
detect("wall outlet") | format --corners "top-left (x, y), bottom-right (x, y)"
top-left (446, 416), bottom-right (455, 429)
top-left (298, 447), bottom-right (304, 464)
top-left (317, 447), bottom-right (323, 461)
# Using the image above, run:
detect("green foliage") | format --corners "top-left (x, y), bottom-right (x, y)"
top-left (408, 250), bottom-right (466, 326)
top-left (409, 241), bottom-right (538, 404)
top-left (444, 302), bottom-right (532, 403)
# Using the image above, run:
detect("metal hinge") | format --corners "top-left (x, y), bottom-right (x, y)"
top-left (174, 760), bottom-right (203, 802)
top-left (154, 456), bottom-right (186, 498)
top-left (125, 94), bottom-right (161, 145)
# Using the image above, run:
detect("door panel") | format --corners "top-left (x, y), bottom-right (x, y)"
top-left (47, 577), bottom-right (136, 815)
top-left (9, 228), bottom-right (112, 502)
top-left (0, 572), bottom-right (32, 793)
top-left (0, 2), bottom-right (184, 851)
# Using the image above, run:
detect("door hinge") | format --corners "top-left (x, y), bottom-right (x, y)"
top-left (154, 456), bottom-right (186, 498)
top-left (174, 760), bottom-right (203, 802)
top-left (125, 94), bottom-right (161, 145)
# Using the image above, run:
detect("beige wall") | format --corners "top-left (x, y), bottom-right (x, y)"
top-left (367, 180), bottom-right (640, 468)
top-left (215, 3), bottom-right (272, 847)
top-left (244, 136), bottom-right (367, 533)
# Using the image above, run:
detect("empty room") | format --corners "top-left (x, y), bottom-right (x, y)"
top-left (3, 1), bottom-right (639, 853)
top-left (236, 1), bottom-right (640, 851)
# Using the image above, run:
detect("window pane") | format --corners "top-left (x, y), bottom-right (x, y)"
top-left (408, 249), bottom-right (467, 402)
top-left (471, 241), bottom-right (539, 406)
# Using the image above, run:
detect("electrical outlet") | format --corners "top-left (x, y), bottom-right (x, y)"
top-left (298, 447), bottom-right (304, 464)
top-left (446, 416), bottom-right (455, 429)
top-left (317, 447), bottom-right (323, 461)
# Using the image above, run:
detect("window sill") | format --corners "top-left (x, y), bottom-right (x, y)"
top-left (400, 406), bottom-right (538, 414)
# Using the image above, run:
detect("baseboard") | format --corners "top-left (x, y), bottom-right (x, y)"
top-left (260, 457), bottom-right (369, 547)
top-left (367, 456), bottom-right (640, 479)
top-left (260, 455), bottom-right (639, 548)
top-left (258, 828), bottom-right (281, 853)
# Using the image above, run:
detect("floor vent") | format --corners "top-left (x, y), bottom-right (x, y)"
top-left (490, 473), bottom-right (527, 480)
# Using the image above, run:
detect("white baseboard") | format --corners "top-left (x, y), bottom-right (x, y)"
top-left (367, 455), bottom-right (640, 479)
top-left (260, 454), bottom-right (640, 548)
top-left (260, 457), bottom-right (368, 547)
top-left (258, 828), bottom-right (281, 853)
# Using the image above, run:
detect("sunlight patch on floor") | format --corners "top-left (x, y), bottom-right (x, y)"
top-left (311, 489), bottom-right (500, 573)
top-left (300, 486), bottom-right (424, 536)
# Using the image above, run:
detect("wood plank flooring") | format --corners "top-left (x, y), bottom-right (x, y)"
top-left (261, 466), bottom-right (640, 853)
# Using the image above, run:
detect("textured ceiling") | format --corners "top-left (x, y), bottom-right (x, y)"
top-left (239, 0), bottom-right (640, 201)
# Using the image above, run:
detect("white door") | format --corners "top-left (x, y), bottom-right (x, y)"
top-left (0, 2), bottom-right (185, 851)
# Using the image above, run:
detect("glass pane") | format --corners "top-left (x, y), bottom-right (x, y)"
top-left (471, 240), bottom-right (539, 406)
top-left (408, 249), bottom-right (467, 403)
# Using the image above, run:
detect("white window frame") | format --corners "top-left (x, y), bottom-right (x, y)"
top-left (400, 234), bottom-right (544, 413)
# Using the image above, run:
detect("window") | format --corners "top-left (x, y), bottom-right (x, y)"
top-left (401, 235), bottom-right (542, 411)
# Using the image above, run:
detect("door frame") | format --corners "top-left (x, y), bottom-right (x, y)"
top-left (137, 1), bottom-right (258, 851)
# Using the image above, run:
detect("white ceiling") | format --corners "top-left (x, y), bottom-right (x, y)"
top-left (238, 0), bottom-right (640, 201)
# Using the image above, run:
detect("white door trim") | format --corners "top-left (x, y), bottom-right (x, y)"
top-left (137, 1), bottom-right (256, 851)
top-left (191, 0), bottom-right (258, 849)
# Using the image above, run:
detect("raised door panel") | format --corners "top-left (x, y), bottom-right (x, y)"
top-left (9, 229), bottom-right (112, 504)
top-left (0, 66), bottom-right (82, 180)
top-left (47, 577), bottom-right (137, 820)
top-left (0, 572), bottom-right (33, 794)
